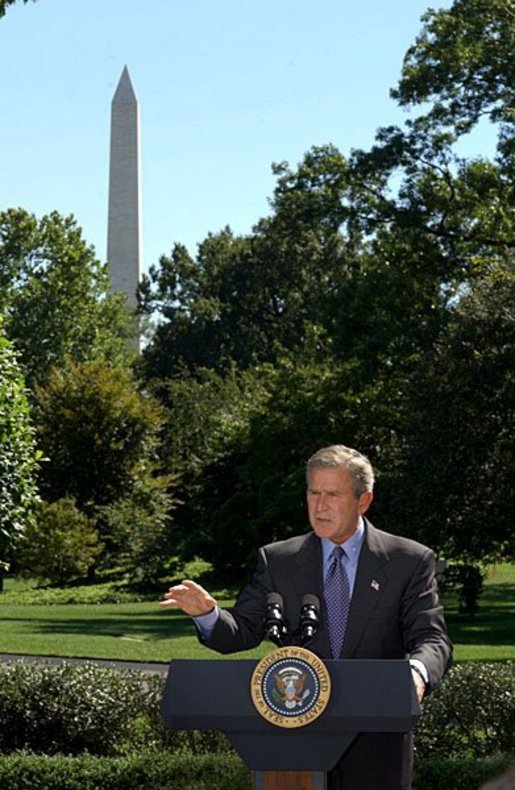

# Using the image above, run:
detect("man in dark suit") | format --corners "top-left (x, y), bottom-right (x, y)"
top-left (161, 444), bottom-right (452, 789)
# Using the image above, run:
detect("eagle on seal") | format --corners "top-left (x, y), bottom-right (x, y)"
top-left (274, 670), bottom-right (306, 708)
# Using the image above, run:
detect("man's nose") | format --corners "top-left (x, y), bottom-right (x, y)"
top-left (316, 492), bottom-right (329, 509)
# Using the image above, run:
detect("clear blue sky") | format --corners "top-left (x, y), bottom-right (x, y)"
top-left (1, 0), bottom-right (482, 275)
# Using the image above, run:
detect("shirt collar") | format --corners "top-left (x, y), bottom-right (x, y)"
top-left (321, 517), bottom-right (365, 564)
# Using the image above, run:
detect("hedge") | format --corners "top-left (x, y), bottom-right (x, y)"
top-left (0, 661), bottom-right (233, 757)
top-left (0, 753), bottom-right (512, 790)
top-left (0, 662), bottom-right (163, 755)
top-left (413, 756), bottom-right (514, 790)
top-left (0, 753), bottom-right (249, 790)
top-left (0, 655), bottom-right (512, 789)
top-left (414, 662), bottom-right (514, 758)
top-left (1, 660), bottom-right (512, 758)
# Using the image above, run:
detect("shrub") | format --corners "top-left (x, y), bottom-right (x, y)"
top-left (0, 328), bottom-right (40, 585)
top-left (413, 756), bottom-right (515, 790)
top-left (0, 580), bottom-right (146, 605)
top-left (0, 662), bottom-right (233, 759)
top-left (0, 751), bottom-right (250, 790)
top-left (415, 662), bottom-right (514, 758)
top-left (0, 659), bottom-right (512, 768)
top-left (0, 753), bottom-right (511, 790)
top-left (15, 498), bottom-right (103, 585)
top-left (0, 662), bottom-right (161, 756)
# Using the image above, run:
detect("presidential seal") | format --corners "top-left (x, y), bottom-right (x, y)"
top-left (250, 646), bottom-right (331, 728)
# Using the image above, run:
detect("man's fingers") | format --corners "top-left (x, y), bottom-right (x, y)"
top-left (411, 670), bottom-right (426, 703)
top-left (159, 579), bottom-right (217, 616)
top-left (158, 597), bottom-right (179, 608)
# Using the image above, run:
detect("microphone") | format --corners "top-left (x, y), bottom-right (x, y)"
top-left (264, 592), bottom-right (287, 646)
top-left (299, 594), bottom-right (320, 645)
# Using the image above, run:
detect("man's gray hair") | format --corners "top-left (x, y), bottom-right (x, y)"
top-left (306, 444), bottom-right (375, 498)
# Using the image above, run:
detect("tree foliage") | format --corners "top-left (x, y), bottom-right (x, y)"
top-left (139, 208), bottom-right (343, 379)
top-left (392, 0), bottom-right (515, 142)
top-left (33, 360), bottom-right (177, 578)
top-left (0, 209), bottom-right (132, 385)
top-left (140, 144), bottom-right (448, 382)
top-left (34, 360), bottom-right (164, 510)
top-left (96, 469), bottom-right (177, 584)
top-left (138, 0), bottom-right (515, 582)
top-left (16, 498), bottom-right (103, 585)
top-left (0, 0), bottom-right (35, 18)
top-left (390, 262), bottom-right (515, 564)
top-left (0, 325), bottom-right (39, 578)
top-left (4, 0), bottom-right (511, 584)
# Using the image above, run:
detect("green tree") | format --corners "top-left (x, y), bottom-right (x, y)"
top-left (139, 225), bottom-right (329, 378)
top-left (16, 498), bottom-right (103, 585)
top-left (140, 233), bottom-right (258, 376)
top-left (97, 470), bottom-right (176, 585)
top-left (138, 146), bottom-right (395, 380)
top-left (0, 208), bottom-right (132, 386)
top-left (0, 324), bottom-right (39, 589)
top-left (34, 359), bottom-right (176, 576)
top-left (172, 355), bottom-right (388, 579)
top-left (148, 365), bottom-right (272, 570)
top-left (0, 0), bottom-right (35, 17)
top-left (139, 0), bottom-right (515, 584)
top-left (392, 0), bottom-right (515, 147)
top-left (346, 0), bottom-right (515, 261)
top-left (35, 360), bottom-right (163, 508)
top-left (142, 134), bottom-right (513, 386)
top-left (389, 261), bottom-right (515, 566)
top-left (267, 145), bottom-right (454, 377)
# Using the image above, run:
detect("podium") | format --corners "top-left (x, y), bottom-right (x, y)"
top-left (161, 657), bottom-right (420, 790)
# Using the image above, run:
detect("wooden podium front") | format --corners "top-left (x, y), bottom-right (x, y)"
top-left (255, 770), bottom-right (326, 790)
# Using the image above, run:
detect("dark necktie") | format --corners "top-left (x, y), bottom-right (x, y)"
top-left (324, 545), bottom-right (350, 658)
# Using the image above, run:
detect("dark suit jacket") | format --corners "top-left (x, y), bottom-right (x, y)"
top-left (202, 520), bottom-right (452, 789)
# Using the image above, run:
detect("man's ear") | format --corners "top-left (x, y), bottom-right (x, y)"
top-left (358, 490), bottom-right (373, 515)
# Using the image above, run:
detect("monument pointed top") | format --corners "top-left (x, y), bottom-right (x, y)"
top-left (112, 66), bottom-right (137, 104)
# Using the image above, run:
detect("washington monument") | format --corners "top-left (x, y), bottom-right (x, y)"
top-left (107, 66), bottom-right (141, 352)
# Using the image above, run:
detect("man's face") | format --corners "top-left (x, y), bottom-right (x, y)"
top-left (306, 466), bottom-right (373, 544)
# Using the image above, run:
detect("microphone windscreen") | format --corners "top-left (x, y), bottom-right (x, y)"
top-left (266, 592), bottom-right (284, 608)
top-left (301, 593), bottom-right (320, 611)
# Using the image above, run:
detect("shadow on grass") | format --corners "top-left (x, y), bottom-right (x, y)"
top-left (0, 610), bottom-right (195, 641)
top-left (445, 582), bottom-right (515, 646)
top-left (2, 580), bottom-right (513, 650)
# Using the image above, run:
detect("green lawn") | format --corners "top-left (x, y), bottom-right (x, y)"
top-left (442, 563), bottom-right (515, 662)
top-left (0, 599), bottom-right (270, 662)
top-left (0, 564), bottom-right (513, 663)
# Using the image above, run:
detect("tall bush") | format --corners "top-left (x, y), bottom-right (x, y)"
top-left (0, 327), bottom-right (39, 587)
top-left (15, 498), bottom-right (103, 584)
top-left (0, 662), bottom-right (161, 756)
top-left (34, 360), bottom-right (177, 578)
top-left (415, 662), bottom-right (514, 758)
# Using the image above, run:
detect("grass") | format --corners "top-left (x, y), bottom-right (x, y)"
top-left (0, 564), bottom-right (513, 664)
top-left (0, 597), bottom-right (269, 663)
top-left (442, 563), bottom-right (515, 662)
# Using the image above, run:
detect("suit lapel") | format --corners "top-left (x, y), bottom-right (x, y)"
top-left (342, 520), bottom-right (390, 658)
top-left (290, 533), bottom-right (331, 656)
top-left (291, 531), bottom-right (325, 589)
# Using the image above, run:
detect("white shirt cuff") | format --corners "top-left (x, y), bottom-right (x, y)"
top-left (410, 658), bottom-right (429, 684)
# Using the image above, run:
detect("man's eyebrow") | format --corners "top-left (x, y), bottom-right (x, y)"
top-left (307, 487), bottom-right (341, 495)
